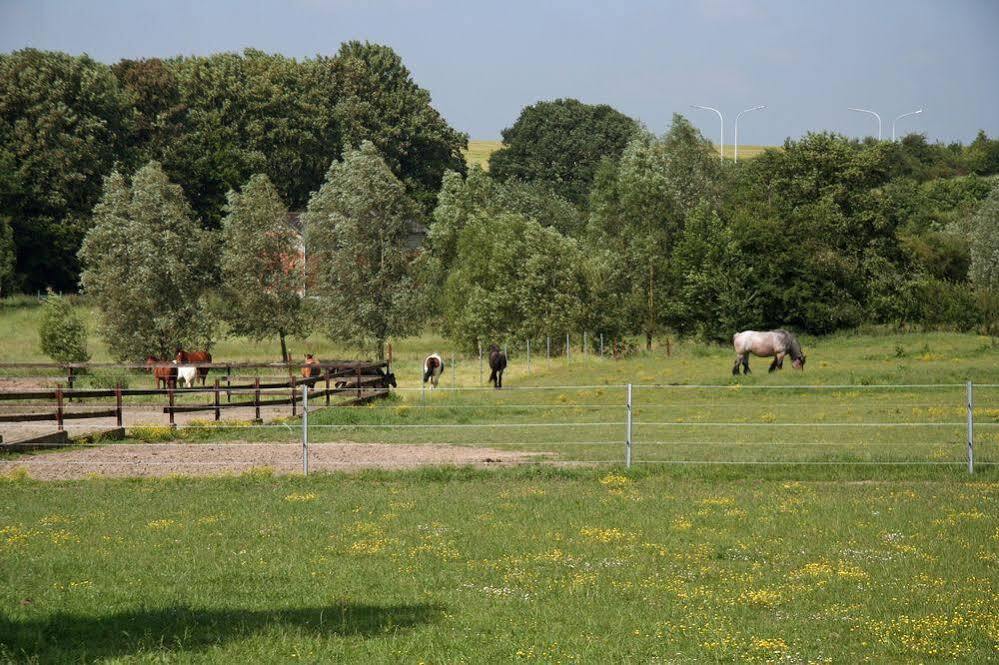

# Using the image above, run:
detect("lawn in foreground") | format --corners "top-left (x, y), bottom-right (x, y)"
top-left (1, 466), bottom-right (997, 662)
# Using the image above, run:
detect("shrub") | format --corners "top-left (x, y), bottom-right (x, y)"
top-left (38, 292), bottom-right (90, 363)
top-left (87, 369), bottom-right (131, 390)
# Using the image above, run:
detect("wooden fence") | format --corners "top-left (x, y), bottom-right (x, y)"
top-left (0, 361), bottom-right (393, 431)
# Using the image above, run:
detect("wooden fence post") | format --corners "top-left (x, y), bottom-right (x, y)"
top-left (55, 385), bottom-right (64, 431)
top-left (168, 386), bottom-right (175, 427)
top-left (66, 366), bottom-right (74, 402)
top-left (115, 384), bottom-right (123, 428)
top-left (254, 377), bottom-right (261, 422)
top-left (226, 364), bottom-right (232, 403)
top-left (291, 375), bottom-right (297, 417)
top-left (356, 367), bottom-right (362, 400)
top-left (325, 368), bottom-right (331, 406)
top-left (214, 378), bottom-right (221, 422)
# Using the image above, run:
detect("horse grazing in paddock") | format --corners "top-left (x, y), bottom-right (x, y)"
top-left (732, 330), bottom-right (806, 375)
top-left (334, 366), bottom-right (398, 390)
top-left (175, 349), bottom-right (212, 386)
top-left (145, 356), bottom-right (177, 390)
top-left (488, 344), bottom-right (507, 389)
top-left (302, 354), bottom-right (321, 378)
top-left (423, 353), bottom-right (444, 389)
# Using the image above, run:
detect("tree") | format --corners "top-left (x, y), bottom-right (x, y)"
top-left (219, 174), bottom-right (305, 362)
top-left (38, 291), bottom-right (90, 363)
top-left (489, 98), bottom-right (640, 206)
top-left (78, 162), bottom-right (215, 360)
top-left (305, 142), bottom-right (423, 358)
top-left (0, 49), bottom-right (133, 291)
top-left (321, 41), bottom-right (468, 213)
top-left (587, 115), bottom-right (722, 348)
top-left (970, 184), bottom-right (999, 291)
top-left (0, 216), bottom-right (14, 297)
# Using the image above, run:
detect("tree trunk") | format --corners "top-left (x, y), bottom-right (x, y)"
top-left (646, 264), bottom-right (655, 351)
top-left (279, 330), bottom-right (288, 364)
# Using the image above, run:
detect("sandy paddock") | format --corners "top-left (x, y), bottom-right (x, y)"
top-left (0, 442), bottom-right (554, 480)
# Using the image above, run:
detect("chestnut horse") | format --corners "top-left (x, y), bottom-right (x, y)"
top-left (145, 356), bottom-right (176, 390)
top-left (302, 354), bottom-right (321, 378)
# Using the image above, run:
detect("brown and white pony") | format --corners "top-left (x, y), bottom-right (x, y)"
top-left (488, 344), bottom-right (507, 389)
top-left (732, 330), bottom-right (805, 375)
top-left (423, 353), bottom-right (444, 389)
top-left (175, 348), bottom-right (212, 386)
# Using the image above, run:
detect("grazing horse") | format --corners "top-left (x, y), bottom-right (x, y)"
top-left (488, 344), bottom-right (507, 389)
top-left (175, 349), bottom-right (212, 386)
top-left (732, 330), bottom-right (806, 375)
top-left (423, 353), bottom-right (444, 389)
top-left (145, 356), bottom-right (176, 390)
top-left (334, 366), bottom-right (398, 390)
top-left (302, 354), bottom-right (321, 379)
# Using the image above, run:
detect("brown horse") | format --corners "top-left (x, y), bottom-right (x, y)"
top-left (488, 344), bottom-right (507, 389)
top-left (145, 356), bottom-right (176, 390)
top-left (175, 349), bottom-right (213, 386)
top-left (302, 354), bottom-right (321, 378)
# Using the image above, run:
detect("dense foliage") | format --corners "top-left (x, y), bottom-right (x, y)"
top-left (1, 44), bottom-right (466, 291)
top-left (305, 142), bottom-right (424, 359)
top-left (218, 174), bottom-right (304, 362)
top-left (38, 291), bottom-right (89, 363)
top-left (78, 162), bottom-right (216, 360)
top-left (489, 98), bottom-right (640, 207)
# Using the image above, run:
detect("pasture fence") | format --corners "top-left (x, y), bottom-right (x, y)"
top-left (2, 374), bottom-right (995, 475)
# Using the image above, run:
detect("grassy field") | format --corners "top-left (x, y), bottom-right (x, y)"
top-left (459, 141), bottom-right (773, 171)
top-left (2, 300), bottom-right (999, 661)
top-left (1, 467), bottom-right (998, 661)
top-left (462, 140), bottom-right (503, 170)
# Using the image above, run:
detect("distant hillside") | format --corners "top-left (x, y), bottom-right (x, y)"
top-left (462, 140), bottom-right (774, 170)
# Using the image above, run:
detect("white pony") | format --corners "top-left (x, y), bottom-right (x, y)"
top-left (732, 330), bottom-right (805, 375)
top-left (423, 353), bottom-right (445, 389)
top-left (173, 360), bottom-right (198, 388)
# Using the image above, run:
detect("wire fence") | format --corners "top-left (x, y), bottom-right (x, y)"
top-left (2, 379), bottom-right (996, 475)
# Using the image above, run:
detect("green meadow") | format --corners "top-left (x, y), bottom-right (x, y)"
top-left (2, 300), bottom-right (999, 661)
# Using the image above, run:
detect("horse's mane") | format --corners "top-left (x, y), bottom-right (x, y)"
top-left (775, 329), bottom-right (802, 359)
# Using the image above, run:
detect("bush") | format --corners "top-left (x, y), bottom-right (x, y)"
top-left (38, 292), bottom-right (90, 363)
top-left (87, 369), bottom-right (131, 390)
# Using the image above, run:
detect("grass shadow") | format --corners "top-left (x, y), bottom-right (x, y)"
top-left (0, 602), bottom-right (444, 661)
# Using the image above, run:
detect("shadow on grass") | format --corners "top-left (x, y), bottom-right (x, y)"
top-left (0, 602), bottom-right (443, 660)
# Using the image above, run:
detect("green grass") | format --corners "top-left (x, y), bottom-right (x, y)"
top-left (3, 301), bottom-right (999, 660)
top-left (1, 467), bottom-right (998, 662)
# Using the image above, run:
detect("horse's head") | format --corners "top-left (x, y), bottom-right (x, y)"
top-left (793, 354), bottom-right (806, 371)
top-left (174, 349), bottom-right (187, 363)
top-left (145, 356), bottom-right (158, 371)
top-left (385, 372), bottom-right (398, 388)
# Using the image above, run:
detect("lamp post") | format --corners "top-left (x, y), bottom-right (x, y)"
top-left (692, 105), bottom-right (724, 162)
top-left (734, 105), bottom-right (766, 163)
top-left (848, 107), bottom-right (882, 141)
top-left (892, 108), bottom-right (923, 141)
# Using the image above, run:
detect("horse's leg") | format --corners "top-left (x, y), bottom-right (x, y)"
top-left (776, 352), bottom-right (785, 370)
top-left (742, 355), bottom-right (751, 374)
top-left (497, 370), bottom-right (503, 389)
top-left (732, 354), bottom-right (741, 375)
top-left (768, 355), bottom-right (779, 373)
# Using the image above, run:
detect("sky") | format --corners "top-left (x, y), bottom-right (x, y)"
top-left (1, 0), bottom-right (997, 145)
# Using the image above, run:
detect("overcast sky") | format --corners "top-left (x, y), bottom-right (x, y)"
top-left (2, 0), bottom-right (997, 145)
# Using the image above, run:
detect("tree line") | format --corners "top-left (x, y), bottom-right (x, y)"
top-left (5, 47), bottom-right (999, 360)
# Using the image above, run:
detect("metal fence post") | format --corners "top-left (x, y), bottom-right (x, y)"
top-left (254, 377), bottom-right (261, 422)
top-left (547, 336), bottom-right (551, 368)
top-left (566, 333), bottom-right (570, 364)
top-left (302, 384), bottom-right (309, 476)
top-left (527, 339), bottom-right (531, 374)
top-left (626, 383), bottom-right (633, 468)
top-left (600, 334), bottom-right (604, 357)
top-left (478, 341), bottom-right (483, 385)
top-left (584, 332), bottom-right (588, 358)
top-left (452, 354), bottom-right (456, 395)
top-left (967, 381), bottom-right (974, 474)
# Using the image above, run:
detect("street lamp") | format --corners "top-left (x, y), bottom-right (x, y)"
top-left (692, 105), bottom-right (724, 162)
top-left (892, 108), bottom-right (923, 141)
top-left (848, 107), bottom-right (882, 141)
top-left (734, 105), bottom-right (766, 163)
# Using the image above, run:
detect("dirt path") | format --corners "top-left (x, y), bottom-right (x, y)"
top-left (0, 442), bottom-right (553, 480)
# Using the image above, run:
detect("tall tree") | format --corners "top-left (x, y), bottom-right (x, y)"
top-left (305, 142), bottom-right (423, 358)
top-left (969, 183), bottom-right (999, 291)
top-left (489, 98), bottom-right (640, 206)
top-left (0, 216), bottom-right (14, 298)
top-left (0, 49), bottom-right (133, 291)
top-left (588, 115), bottom-right (722, 348)
top-left (78, 162), bottom-right (215, 360)
top-left (219, 174), bottom-right (304, 362)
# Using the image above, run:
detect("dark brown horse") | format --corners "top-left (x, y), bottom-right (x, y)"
top-left (488, 344), bottom-right (507, 389)
top-left (175, 349), bottom-right (213, 386)
top-left (145, 356), bottom-right (176, 390)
